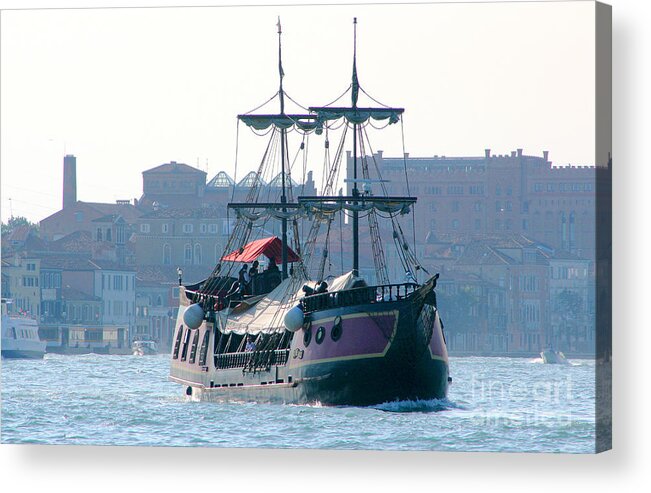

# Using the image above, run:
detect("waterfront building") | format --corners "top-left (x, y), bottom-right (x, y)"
top-left (1, 254), bottom-right (42, 318)
top-left (547, 250), bottom-right (593, 353)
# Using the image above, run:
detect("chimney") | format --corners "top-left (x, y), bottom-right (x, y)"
top-left (62, 154), bottom-right (77, 209)
top-left (517, 148), bottom-right (523, 157)
top-left (543, 150), bottom-right (549, 162)
top-left (484, 149), bottom-right (491, 158)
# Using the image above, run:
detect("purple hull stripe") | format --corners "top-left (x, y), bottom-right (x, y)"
top-left (292, 312), bottom-right (397, 365)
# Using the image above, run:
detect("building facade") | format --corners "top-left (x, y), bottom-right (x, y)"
top-left (347, 149), bottom-right (597, 260)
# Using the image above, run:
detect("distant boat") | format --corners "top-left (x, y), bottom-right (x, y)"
top-left (132, 339), bottom-right (159, 356)
top-left (540, 347), bottom-right (569, 365)
top-left (1, 299), bottom-right (47, 359)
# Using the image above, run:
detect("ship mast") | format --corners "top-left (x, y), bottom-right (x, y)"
top-left (351, 17), bottom-right (360, 276)
top-left (278, 17), bottom-right (289, 280)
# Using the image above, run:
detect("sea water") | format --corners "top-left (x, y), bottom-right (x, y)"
top-left (1, 354), bottom-right (596, 452)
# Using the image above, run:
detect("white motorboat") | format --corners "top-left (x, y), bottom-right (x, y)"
top-left (1, 299), bottom-right (47, 359)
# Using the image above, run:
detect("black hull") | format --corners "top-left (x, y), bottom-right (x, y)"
top-left (170, 282), bottom-right (449, 406)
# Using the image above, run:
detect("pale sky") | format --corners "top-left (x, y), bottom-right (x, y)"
top-left (0, 0), bottom-right (596, 223)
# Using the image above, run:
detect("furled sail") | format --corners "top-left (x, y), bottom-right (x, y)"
top-left (299, 196), bottom-right (415, 215)
top-left (238, 114), bottom-right (321, 132)
top-left (308, 106), bottom-right (403, 126)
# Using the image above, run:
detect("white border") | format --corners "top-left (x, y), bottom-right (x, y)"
top-left (2, 0), bottom-right (648, 492)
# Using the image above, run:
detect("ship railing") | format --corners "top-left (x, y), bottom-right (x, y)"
top-left (301, 282), bottom-right (419, 314)
top-left (214, 348), bottom-right (290, 370)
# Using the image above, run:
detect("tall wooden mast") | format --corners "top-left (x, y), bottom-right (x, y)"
top-left (278, 17), bottom-right (289, 279)
top-left (351, 17), bottom-right (360, 276)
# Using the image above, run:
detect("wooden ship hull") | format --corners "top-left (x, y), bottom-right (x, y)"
top-left (169, 278), bottom-right (449, 406)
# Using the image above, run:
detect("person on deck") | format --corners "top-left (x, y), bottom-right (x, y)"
top-left (238, 264), bottom-right (251, 295)
top-left (249, 260), bottom-right (260, 295)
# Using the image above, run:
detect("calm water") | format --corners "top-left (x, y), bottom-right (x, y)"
top-left (1, 354), bottom-right (596, 453)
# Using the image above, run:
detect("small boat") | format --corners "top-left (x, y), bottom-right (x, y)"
top-left (1, 299), bottom-right (47, 359)
top-left (541, 347), bottom-right (569, 365)
top-left (132, 340), bottom-right (159, 356)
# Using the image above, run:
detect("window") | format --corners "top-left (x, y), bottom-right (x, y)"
top-left (451, 219), bottom-right (459, 230)
top-left (163, 244), bottom-right (171, 265)
top-left (200, 223), bottom-right (207, 234)
top-left (106, 228), bottom-right (112, 241)
top-left (180, 328), bottom-right (192, 361)
top-left (495, 201), bottom-right (502, 212)
top-left (140, 223), bottom-right (151, 233)
top-left (496, 186), bottom-right (502, 196)
top-left (198, 330), bottom-right (211, 366)
top-left (172, 326), bottom-right (184, 359)
top-left (162, 223), bottom-right (169, 234)
top-left (447, 185), bottom-right (463, 195)
top-left (209, 223), bottom-right (218, 234)
top-left (429, 202), bottom-right (437, 212)
top-left (451, 201), bottom-right (460, 212)
top-left (183, 223), bottom-right (193, 234)
top-left (184, 244), bottom-right (192, 264)
top-left (547, 183), bottom-right (555, 192)
top-left (97, 228), bottom-right (103, 241)
top-left (469, 185), bottom-right (484, 195)
top-left (189, 330), bottom-right (201, 364)
top-left (426, 186), bottom-right (442, 195)
top-left (506, 201), bottom-right (512, 211)
top-left (584, 183), bottom-right (593, 192)
top-left (222, 219), bottom-right (235, 235)
top-left (474, 219), bottom-right (481, 230)
top-left (474, 201), bottom-right (482, 212)
top-left (522, 219), bottom-right (529, 230)
top-left (193, 244), bottom-right (202, 265)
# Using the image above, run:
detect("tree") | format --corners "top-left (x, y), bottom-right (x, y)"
top-left (1, 216), bottom-right (37, 235)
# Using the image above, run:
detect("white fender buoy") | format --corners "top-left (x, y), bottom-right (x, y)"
top-left (284, 305), bottom-right (304, 332)
top-left (183, 303), bottom-right (204, 330)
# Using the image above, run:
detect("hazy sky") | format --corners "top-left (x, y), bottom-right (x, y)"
top-left (0, 1), bottom-right (596, 223)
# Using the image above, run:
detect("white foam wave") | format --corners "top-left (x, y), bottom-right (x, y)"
top-left (370, 397), bottom-right (462, 413)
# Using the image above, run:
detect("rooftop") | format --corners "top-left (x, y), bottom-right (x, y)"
top-left (143, 161), bottom-right (207, 175)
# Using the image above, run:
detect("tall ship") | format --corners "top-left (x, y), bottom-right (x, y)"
top-left (1, 299), bottom-right (47, 359)
top-left (169, 19), bottom-right (450, 406)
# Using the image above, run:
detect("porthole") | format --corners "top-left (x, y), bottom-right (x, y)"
top-left (331, 316), bottom-right (343, 342)
top-left (315, 326), bottom-right (326, 344)
top-left (303, 326), bottom-right (312, 347)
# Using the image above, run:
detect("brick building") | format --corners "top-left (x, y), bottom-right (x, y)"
top-left (348, 149), bottom-right (597, 260)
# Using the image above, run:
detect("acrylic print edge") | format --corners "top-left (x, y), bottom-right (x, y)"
top-left (595, 0), bottom-right (612, 454)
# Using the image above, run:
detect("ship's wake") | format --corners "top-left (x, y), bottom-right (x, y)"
top-left (369, 398), bottom-right (463, 413)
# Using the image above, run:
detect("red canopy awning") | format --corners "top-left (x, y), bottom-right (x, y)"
top-left (221, 236), bottom-right (300, 263)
